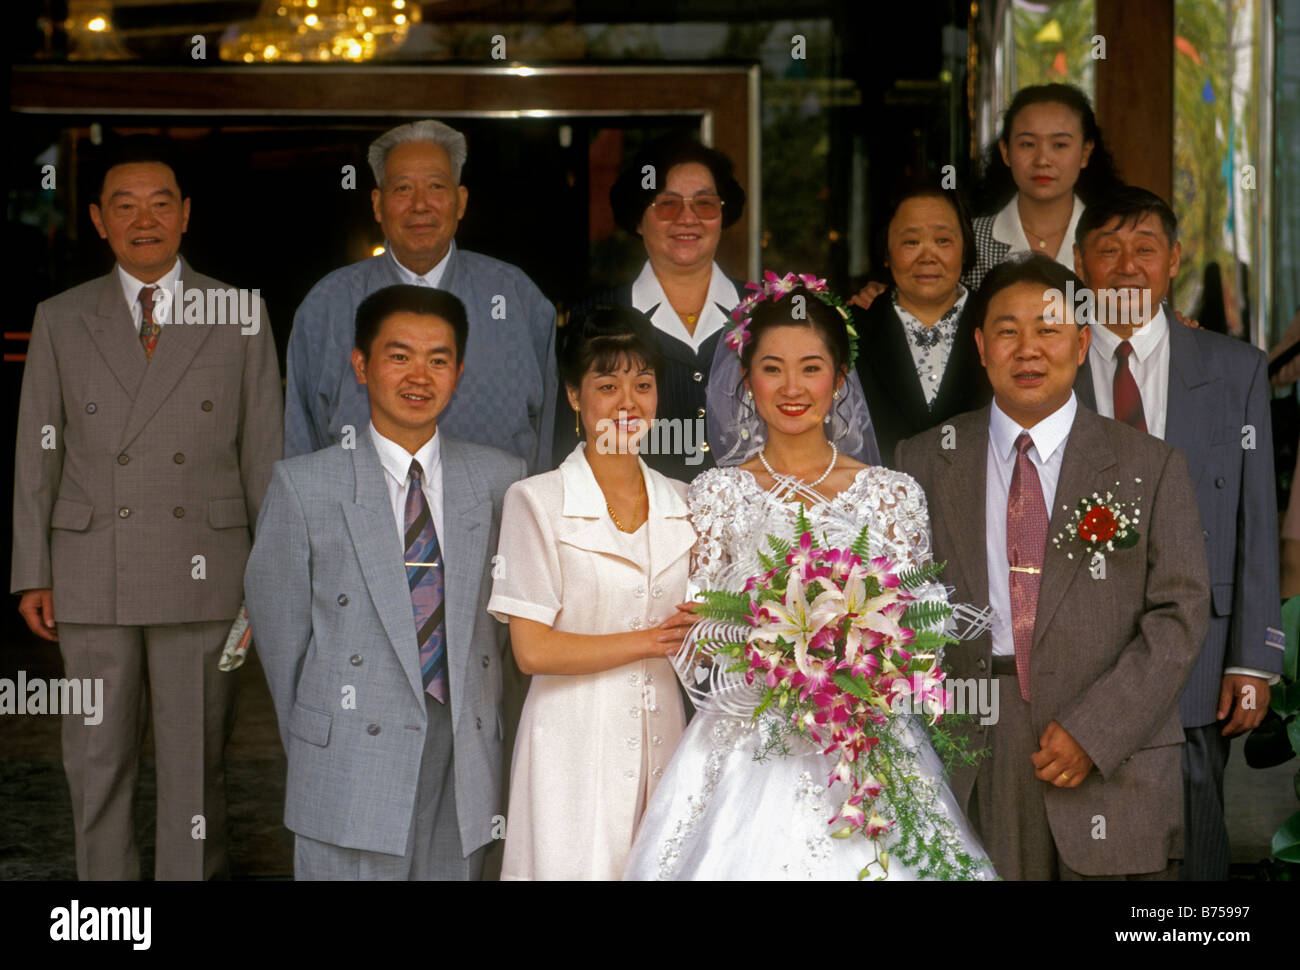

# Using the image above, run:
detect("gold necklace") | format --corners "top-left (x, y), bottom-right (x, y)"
top-left (606, 478), bottom-right (646, 533)
top-left (1022, 222), bottom-right (1062, 251)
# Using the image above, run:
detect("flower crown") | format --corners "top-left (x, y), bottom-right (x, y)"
top-left (723, 271), bottom-right (859, 370)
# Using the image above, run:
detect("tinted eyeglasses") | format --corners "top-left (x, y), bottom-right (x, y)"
top-left (648, 193), bottom-right (724, 221)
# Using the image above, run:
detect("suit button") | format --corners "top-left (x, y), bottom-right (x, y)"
top-left (117, 454), bottom-right (129, 465)
top-left (173, 506), bottom-right (185, 518)
top-left (651, 585), bottom-right (664, 598)
top-left (692, 371), bottom-right (703, 382)
top-left (475, 716), bottom-right (483, 730)
top-left (118, 507), bottom-right (130, 518)
top-left (366, 723), bottom-right (380, 736)
top-left (633, 587), bottom-right (645, 598)
top-left (652, 735), bottom-right (663, 746)
top-left (652, 767), bottom-right (663, 779)
top-left (977, 658), bottom-right (987, 671)
top-left (173, 453), bottom-right (185, 464)
top-left (337, 594), bottom-right (349, 606)
top-left (696, 408), bottom-right (706, 418)
top-left (349, 654), bottom-right (363, 666)
top-left (85, 403), bottom-right (97, 414)
top-left (1203, 530), bottom-right (1210, 539)
top-left (201, 400), bottom-right (213, 412)
top-left (481, 655), bottom-right (490, 668)
top-left (1215, 476), bottom-right (1226, 488)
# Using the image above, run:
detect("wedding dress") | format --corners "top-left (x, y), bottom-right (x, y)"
top-left (623, 465), bottom-right (997, 880)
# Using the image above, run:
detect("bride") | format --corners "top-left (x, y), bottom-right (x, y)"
top-left (623, 275), bottom-right (996, 880)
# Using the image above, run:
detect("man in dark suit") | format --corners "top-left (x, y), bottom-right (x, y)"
top-left (11, 135), bottom-right (283, 879)
top-left (1071, 186), bottom-right (1284, 879)
top-left (896, 254), bottom-right (1209, 879)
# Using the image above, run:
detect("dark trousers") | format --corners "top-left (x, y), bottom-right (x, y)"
top-left (1180, 723), bottom-right (1232, 880)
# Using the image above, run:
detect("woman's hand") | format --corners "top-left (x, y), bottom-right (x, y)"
top-left (644, 602), bottom-right (700, 658)
top-left (848, 280), bottom-right (887, 311)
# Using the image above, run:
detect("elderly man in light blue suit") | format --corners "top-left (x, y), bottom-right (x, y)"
top-left (247, 285), bottom-right (525, 879)
top-left (284, 119), bottom-right (557, 472)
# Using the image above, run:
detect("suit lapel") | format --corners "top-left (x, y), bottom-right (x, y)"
top-left (1073, 354), bottom-right (1098, 411)
top-left (645, 471), bottom-right (694, 585)
top-left (1032, 407), bottom-right (1117, 647)
top-left (439, 435), bottom-right (492, 730)
top-left (83, 273), bottom-right (147, 401)
top-left (119, 259), bottom-right (216, 450)
top-left (1163, 320), bottom-right (1213, 484)
top-left (863, 301), bottom-right (931, 431)
top-left (343, 434), bottom-right (426, 704)
top-left (932, 410), bottom-right (990, 610)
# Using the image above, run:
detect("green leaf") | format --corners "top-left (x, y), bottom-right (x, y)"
top-left (895, 560), bottom-right (947, 591)
top-left (832, 671), bottom-right (875, 701)
top-left (1244, 711), bottom-right (1298, 769)
top-left (851, 525), bottom-right (872, 560)
top-left (1289, 715), bottom-right (1300, 760)
top-left (900, 601), bottom-right (955, 630)
top-left (1272, 809), bottom-right (1300, 864)
top-left (1283, 595), bottom-right (1300, 683)
top-left (906, 630), bottom-right (957, 654)
top-left (766, 532), bottom-right (792, 561)
top-left (1110, 529), bottom-right (1139, 549)
top-left (692, 589), bottom-right (752, 623)
top-left (794, 506), bottom-right (813, 539)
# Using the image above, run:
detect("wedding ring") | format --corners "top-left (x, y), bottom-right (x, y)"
top-left (1059, 771), bottom-right (1071, 782)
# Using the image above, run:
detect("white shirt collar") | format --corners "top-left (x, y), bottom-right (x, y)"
top-left (117, 258), bottom-right (182, 315)
top-left (990, 194), bottom-right (1085, 267)
top-left (989, 391), bottom-right (1078, 464)
top-left (1087, 305), bottom-right (1169, 363)
top-left (630, 260), bottom-right (739, 352)
top-left (558, 442), bottom-right (688, 520)
top-left (389, 241), bottom-right (454, 288)
top-left (369, 421), bottom-right (441, 485)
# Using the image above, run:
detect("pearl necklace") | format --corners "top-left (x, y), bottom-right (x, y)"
top-left (759, 443), bottom-right (838, 487)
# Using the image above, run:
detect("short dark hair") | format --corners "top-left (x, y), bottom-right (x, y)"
top-left (1074, 184), bottom-right (1179, 249)
top-left (354, 285), bottom-right (469, 362)
top-left (969, 252), bottom-right (1087, 330)
top-left (739, 284), bottom-right (852, 377)
top-left (558, 304), bottom-right (664, 390)
top-left (93, 134), bottom-right (186, 201)
top-left (609, 134), bottom-right (746, 234)
top-left (874, 176), bottom-right (977, 281)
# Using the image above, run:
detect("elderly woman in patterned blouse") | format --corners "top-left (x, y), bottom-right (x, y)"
top-left (851, 178), bottom-right (990, 467)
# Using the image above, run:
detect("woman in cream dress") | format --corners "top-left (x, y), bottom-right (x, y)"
top-left (488, 306), bottom-right (697, 879)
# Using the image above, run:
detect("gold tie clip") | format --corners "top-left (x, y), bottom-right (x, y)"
top-left (1009, 566), bottom-right (1042, 574)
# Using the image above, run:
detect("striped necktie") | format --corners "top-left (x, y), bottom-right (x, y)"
top-left (138, 285), bottom-right (161, 358)
top-left (405, 459), bottom-right (447, 703)
top-left (1006, 432), bottom-right (1047, 702)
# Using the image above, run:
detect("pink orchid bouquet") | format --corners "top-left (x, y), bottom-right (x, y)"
top-left (693, 509), bottom-right (986, 879)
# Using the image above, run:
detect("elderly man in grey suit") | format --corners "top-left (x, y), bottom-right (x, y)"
top-left (11, 135), bottom-right (283, 879)
top-left (897, 254), bottom-right (1210, 879)
top-left (1070, 186), bottom-right (1284, 880)
top-left (284, 119), bottom-right (557, 472)
top-left (246, 284), bottom-right (525, 879)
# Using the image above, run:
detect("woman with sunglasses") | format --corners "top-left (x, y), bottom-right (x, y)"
top-left (554, 134), bottom-right (747, 483)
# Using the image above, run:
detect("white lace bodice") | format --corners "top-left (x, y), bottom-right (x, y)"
top-left (685, 466), bottom-right (935, 593)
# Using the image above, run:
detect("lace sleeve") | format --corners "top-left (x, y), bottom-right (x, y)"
top-left (870, 469), bottom-right (934, 571)
top-left (686, 470), bottom-right (736, 592)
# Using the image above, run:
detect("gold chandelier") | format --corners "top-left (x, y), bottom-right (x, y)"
top-left (220, 0), bottom-right (422, 63)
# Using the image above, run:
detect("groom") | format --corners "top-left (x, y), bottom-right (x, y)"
top-left (897, 254), bottom-right (1209, 879)
top-left (245, 285), bottom-right (525, 879)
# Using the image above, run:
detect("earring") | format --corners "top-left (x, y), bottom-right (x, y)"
top-left (574, 408), bottom-right (581, 436)
top-left (833, 389), bottom-right (840, 400)
top-left (745, 388), bottom-right (753, 401)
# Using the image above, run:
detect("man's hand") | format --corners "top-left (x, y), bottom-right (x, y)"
top-left (1031, 720), bottom-right (1094, 788)
top-left (848, 280), bottom-right (887, 311)
top-left (17, 589), bottom-right (58, 642)
top-left (1217, 673), bottom-right (1271, 736)
top-left (1173, 309), bottom-right (1200, 329)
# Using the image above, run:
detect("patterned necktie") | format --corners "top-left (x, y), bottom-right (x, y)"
top-left (1112, 340), bottom-right (1148, 433)
top-left (138, 285), bottom-right (160, 359)
top-left (1006, 432), bottom-right (1047, 702)
top-left (405, 460), bottom-right (447, 703)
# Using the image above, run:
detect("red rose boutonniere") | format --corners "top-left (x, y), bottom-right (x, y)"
top-left (1051, 480), bottom-right (1143, 566)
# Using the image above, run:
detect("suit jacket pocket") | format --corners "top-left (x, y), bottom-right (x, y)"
top-left (1211, 582), bottom-right (1233, 618)
top-left (288, 702), bottom-right (332, 747)
top-left (50, 499), bottom-right (93, 532)
top-left (208, 497), bottom-right (249, 529)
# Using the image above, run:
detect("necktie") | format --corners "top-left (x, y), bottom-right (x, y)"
top-left (1112, 340), bottom-right (1147, 433)
top-left (405, 460), bottom-right (447, 703)
top-left (138, 285), bottom-right (160, 359)
top-left (1006, 432), bottom-right (1047, 702)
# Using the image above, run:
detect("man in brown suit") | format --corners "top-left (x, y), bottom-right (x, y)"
top-left (10, 136), bottom-right (282, 879)
top-left (896, 253), bottom-right (1209, 879)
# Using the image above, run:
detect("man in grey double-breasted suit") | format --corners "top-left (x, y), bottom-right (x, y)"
top-left (1071, 187), bottom-right (1283, 880)
top-left (11, 136), bottom-right (282, 880)
top-left (246, 284), bottom-right (525, 879)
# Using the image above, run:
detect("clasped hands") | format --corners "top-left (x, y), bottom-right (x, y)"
top-left (1030, 720), bottom-right (1094, 789)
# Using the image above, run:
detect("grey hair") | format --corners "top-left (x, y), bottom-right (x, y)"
top-left (367, 120), bottom-right (467, 186)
